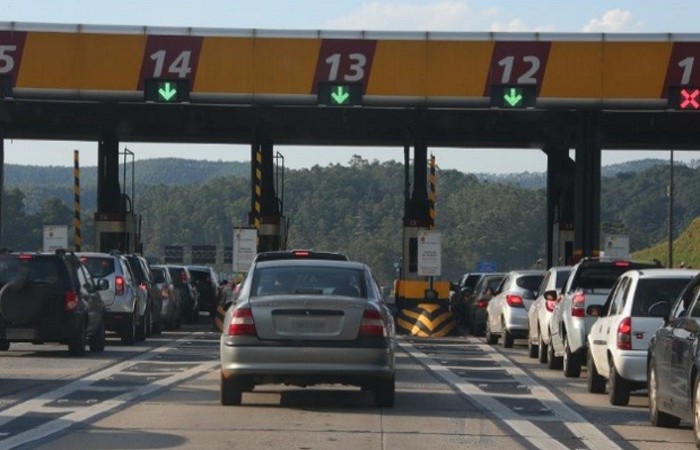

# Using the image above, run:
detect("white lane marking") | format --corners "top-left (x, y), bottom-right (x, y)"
top-left (401, 339), bottom-right (623, 450)
top-left (0, 333), bottom-right (219, 450)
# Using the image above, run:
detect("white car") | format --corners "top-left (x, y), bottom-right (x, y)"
top-left (586, 268), bottom-right (698, 405)
top-left (486, 270), bottom-right (545, 348)
top-left (527, 266), bottom-right (571, 362)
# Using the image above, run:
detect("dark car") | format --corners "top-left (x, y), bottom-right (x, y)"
top-left (124, 254), bottom-right (163, 335)
top-left (647, 272), bottom-right (700, 443)
top-left (450, 272), bottom-right (487, 325)
top-left (166, 265), bottom-right (199, 323)
top-left (187, 265), bottom-right (220, 317)
top-left (0, 250), bottom-right (107, 356)
top-left (467, 273), bottom-right (505, 336)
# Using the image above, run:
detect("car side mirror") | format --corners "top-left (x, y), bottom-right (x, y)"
top-left (586, 304), bottom-right (604, 317)
top-left (648, 301), bottom-right (671, 323)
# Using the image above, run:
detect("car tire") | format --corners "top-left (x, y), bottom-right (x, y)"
top-left (89, 320), bottom-right (106, 353)
top-left (537, 329), bottom-right (548, 364)
top-left (528, 329), bottom-right (538, 358)
top-left (136, 308), bottom-right (149, 342)
top-left (68, 321), bottom-right (87, 357)
top-left (609, 358), bottom-right (630, 406)
top-left (485, 317), bottom-right (498, 345)
top-left (502, 322), bottom-right (514, 349)
top-left (587, 349), bottom-right (606, 394)
top-left (121, 314), bottom-right (136, 346)
top-left (649, 362), bottom-right (680, 427)
top-left (374, 377), bottom-right (395, 408)
top-left (0, 339), bottom-right (9, 351)
top-left (221, 374), bottom-right (243, 406)
top-left (547, 337), bottom-right (563, 370)
top-left (563, 339), bottom-right (581, 378)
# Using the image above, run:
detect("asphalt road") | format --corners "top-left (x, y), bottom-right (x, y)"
top-left (0, 319), bottom-right (695, 450)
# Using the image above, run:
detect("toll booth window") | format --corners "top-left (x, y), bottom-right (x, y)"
top-left (100, 232), bottom-right (130, 254)
top-left (408, 238), bottom-right (417, 273)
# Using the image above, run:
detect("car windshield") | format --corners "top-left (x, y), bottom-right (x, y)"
top-left (0, 256), bottom-right (60, 284)
top-left (189, 270), bottom-right (211, 284)
top-left (80, 257), bottom-right (115, 278)
top-left (516, 275), bottom-right (544, 292)
top-left (632, 278), bottom-right (693, 317)
top-left (252, 266), bottom-right (366, 298)
top-left (151, 268), bottom-right (166, 284)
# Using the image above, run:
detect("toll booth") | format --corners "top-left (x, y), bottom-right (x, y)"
top-left (94, 211), bottom-right (142, 254)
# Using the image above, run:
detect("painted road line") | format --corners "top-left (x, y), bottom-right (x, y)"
top-left (0, 332), bottom-right (219, 450)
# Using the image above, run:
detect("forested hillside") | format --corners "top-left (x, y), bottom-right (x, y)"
top-left (1, 156), bottom-right (697, 284)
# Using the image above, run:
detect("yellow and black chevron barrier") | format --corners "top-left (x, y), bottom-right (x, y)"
top-left (394, 279), bottom-right (456, 337)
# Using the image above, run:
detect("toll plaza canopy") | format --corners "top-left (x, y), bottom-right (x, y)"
top-left (1, 22), bottom-right (700, 147)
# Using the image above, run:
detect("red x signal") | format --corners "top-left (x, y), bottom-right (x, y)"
top-left (680, 88), bottom-right (700, 109)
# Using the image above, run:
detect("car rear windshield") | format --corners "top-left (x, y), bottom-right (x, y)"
top-left (151, 267), bottom-right (166, 284)
top-left (516, 275), bottom-right (545, 292)
top-left (464, 274), bottom-right (483, 289)
top-left (0, 256), bottom-right (62, 284)
top-left (252, 266), bottom-right (367, 298)
top-left (168, 267), bottom-right (187, 286)
top-left (632, 278), bottom-right (693, 316)
top-left (555, 269), bottom-right (572, 289)
top-left (573, 263), bottom-right (655, 291)
top-left (125, 257), bottom-right (147, 282)
top-left (80, 256), bottom-right (115, 278)
top-left (189, 270), bottom-right (211, 284)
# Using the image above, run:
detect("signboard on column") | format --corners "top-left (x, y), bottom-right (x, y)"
top-left (233, 227), bottom-right (258, 273)
top-left (43, 225), bottom-right (68, 252)
top-left (417, 230), bottom-right (441, 277)
top-left (604, 234), bottom-right (630, 260)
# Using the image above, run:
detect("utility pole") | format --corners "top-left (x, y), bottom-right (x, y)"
top-left (667, 150), bottom-right (674, 268)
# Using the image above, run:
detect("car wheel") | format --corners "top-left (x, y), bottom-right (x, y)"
top-left (374, 377), bottom-right (395, 408)
top-left (0, 339), bottom-right (9, 351)
top-left (221, 374), bottom-right (243, 406)
top-left (563, 339), bottom-right (581, 378)
top-left (528, 329), bottom-right (538, 358)
top-left (153, 315), bottom-right (163, 335)
top-left (547, 336), bottom-right (563, 370)
top-left (537, 329), bottom-right (548, 364)
top-left (136, 308), bottom-right (149, 342)
top-left (608, 358), bottom-right (630, 406)
top-left (68, 321), bottom-right (87, 356)
top-left (502, 321), bottom-right (514, 349)
top-left (586, 349), bottom-right (606, 394)
top-left (121, 314), bottom-right (136, 346)
top-left (649, 362), bottom-right (680, 427)
top-left (89, 320), bottom-right (106, 353)
top-left (485, 317), bottom-right (498, 345)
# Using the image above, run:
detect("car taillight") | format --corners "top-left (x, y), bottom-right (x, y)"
top-left (139, 282), bottom-right (147, 291)
top-left (227, 308), bottom-right (256, 336)
top-left (475, 299), bottom-right (489, 309)
top-left (65, 290), bottom-right (78, 311)
top-left (571, 292), bottom-right (586, 318)
top-left (115, 275), bottom-right (125, 295)
top-left (506, 294), bottom-right (524, 308)
top-left (160, 286), bottom-right (169, 298)
top-left (617, 317), bottom-right (632, 350)
top-left (359, 309), bottom-right (387, 337)
top-left (545, 298), bottom-right (558, 312)
top-left (614, 261), bottom-right (630, 267)
top-left (180, 272), bottom-right (188, 283)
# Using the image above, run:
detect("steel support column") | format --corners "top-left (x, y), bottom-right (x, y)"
top-left (249, 139), bottom-right (282, 252)
top-left (0, 137), bottom-right (4, 247)
top-left (574, 112), bottom-right (602, 261)
top-left (544, 145), bottom-right (575, 268)
top-left (96, 134), bottom-right (122, 214)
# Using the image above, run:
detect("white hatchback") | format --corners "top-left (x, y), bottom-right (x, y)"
top-left (586, 268), bottom-right (698, 405)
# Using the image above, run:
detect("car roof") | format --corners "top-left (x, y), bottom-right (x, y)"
top-left (630, 268), bottom-right (700, 279)
top-left (254, 250), bottom-right (349, 262)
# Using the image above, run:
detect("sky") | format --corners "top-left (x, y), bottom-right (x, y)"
top-left (1, 0), bottom-right (698, 172)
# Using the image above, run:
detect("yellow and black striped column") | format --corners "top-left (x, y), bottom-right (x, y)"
top-left (428, 154), bottom-right (436, 230)
top-left (73, 150), bottom-right (81, 251)
top-left (253, 147), bottom-right (262, 231)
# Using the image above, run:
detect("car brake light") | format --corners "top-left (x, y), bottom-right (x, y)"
top-left (545, 298), bottom-right (558, 312)
top-left (614, 261), bottom-right (630, 267)
top-left (18, 254), bottom-right (33, 260)
top-left (160, 286), bottom-right (169, 298)
top-left (617, 317), bottom-right (632, 350)
top-left (65, 290), bottom-right (78, 311)
top-left (506, 294), bottom-right (524, 308)
top-left (115, 275), bottom-right (125, 296)
top-left (293, 251), bottom-right (310, 257)
top-left (572, 292), bottom-right (586, 318)
top-left (227, 308), bottom-right (257, 336)
top-left (359, 309), bottom-right (386, 337)
top-left (475, 299), bottom-right (489, 309)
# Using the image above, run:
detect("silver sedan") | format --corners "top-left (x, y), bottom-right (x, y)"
top-left (220, 254), bottom-right (396, 407)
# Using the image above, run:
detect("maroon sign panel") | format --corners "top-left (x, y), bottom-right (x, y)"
top-left (312, 39), bottom-right (377, 93)
top-left (138, 35), bottom-right (203, 90)
top-left (0, 31), bottom-right (27, 85)
top-left (662, 42), bottom-right (700, 97)
top-left (484, 41), bottom-right (551, 96)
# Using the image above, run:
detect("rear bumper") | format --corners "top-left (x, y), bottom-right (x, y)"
top-left (104, 311), bottom-right (133, 332)
top-left (220, 337), bottom-right (395, 384)
top-left (504, 308), bottom-right (529, 335)
top-left (615, 350), bottom-right (648, 383)
top-left (2, 313), bottom-right (83, 343)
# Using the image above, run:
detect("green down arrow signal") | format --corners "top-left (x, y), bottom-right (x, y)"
top-left (503, 87), bottom-right (523, 107)
top-left (158, 82), bottom-right (178, 101)
top-left (330, 86), bottom-right (350, 104)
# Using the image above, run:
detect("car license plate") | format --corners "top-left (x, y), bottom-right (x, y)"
top-left (291, 318), bottom-right (325, 332)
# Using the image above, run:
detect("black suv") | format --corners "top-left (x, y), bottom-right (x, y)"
top-left (187, 265), bottom-right (220, 317)
top-left (0, 250), bottom-right (107, 356)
